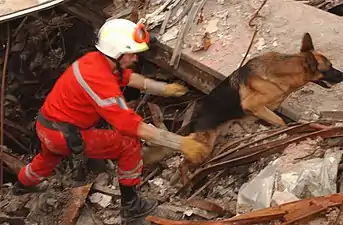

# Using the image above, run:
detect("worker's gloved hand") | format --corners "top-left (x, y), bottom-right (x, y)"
top-left (164, 83), bottom-right (189, 97)
top-left (180, 135), bottom-right (208, 164)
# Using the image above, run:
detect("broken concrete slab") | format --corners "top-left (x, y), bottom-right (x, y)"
top-left (88, 192), bottom-right (112, 208)
top-left (145, 0), bottom-right (343, 121)
top-left (163, 0), bottom-right (343, 78)
top-left (271, 191), bottom-right (300, 206)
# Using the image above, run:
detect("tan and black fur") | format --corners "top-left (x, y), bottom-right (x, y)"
top-left (193, 32), bottom-right (343, 132)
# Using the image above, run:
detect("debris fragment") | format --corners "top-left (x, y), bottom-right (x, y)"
top-left (271, 191), bottom-right (300, 206)
top-left (3, 1), bottom-right (343, 225)
top-left (1, 151), bottom-right (26, 174)
top-left (320, 110), bottom-right (343, 121)
top-left (176, 123), bottom-right (343, 197)
top-left (188, 199), bottom-right (226, 216)
top-left (205, 19), bottom-right (219, 34)
top-left (161, 26), bottom-right (179, 42)
top-left (191, 32), bottom-right (211, 52)
top-left (61, 183), bottom-right (93, 225)
top-left (169, 0), bottom-right (208, 68)
top-left (197, 7), bottom-right (204, 24)
top-left (146, 193), bottom-right (343, 225)
top-left (130, 4), bottom-right (140, 23)
top-left (237, 145), bottom-right (342, 214)
top-left (0, 214), bottom-right (25, 225)
top-left (89, 192), bottom-right (112, 208)
top-left (255, 37), bottom-right (266, 51)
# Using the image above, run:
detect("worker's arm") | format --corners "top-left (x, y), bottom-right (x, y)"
top-left (92, 94), bottom-right (206, 164)
top-left (136, 121), bottom-right (207, 164)
top-left (127, 72), bottom-right (189, 97)
top-left (91, 94), bottom-right (206, 164)
top-left (81, 68), bottom-right (206, 164)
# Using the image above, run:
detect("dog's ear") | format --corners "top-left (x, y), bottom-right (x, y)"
top-left (301, 33), bottom-right (314, 52)
top-left (303, 51), bottom-right (318, 73)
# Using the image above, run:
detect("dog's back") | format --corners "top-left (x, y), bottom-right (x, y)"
top-left (192, 51), bottom-right (318, 132)
top-left (193, 62), bottom-right (252, 132)
top-left (192, 31), bottom-right (343, 132)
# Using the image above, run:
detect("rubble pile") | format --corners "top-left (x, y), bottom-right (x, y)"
top-left (0, 10), bottom-right (97, 155)
top-left (1, 0), bottom-right (343, 225)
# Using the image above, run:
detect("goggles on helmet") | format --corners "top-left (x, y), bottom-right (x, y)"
top-left (133, 23), bottom-right (150, 44)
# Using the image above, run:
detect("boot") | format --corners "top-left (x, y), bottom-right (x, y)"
top-left (12, 180), bottom-right (40, 196)
top-left (119, 184), bottom-right (158, 224)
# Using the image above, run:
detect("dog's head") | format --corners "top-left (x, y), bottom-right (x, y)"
top-left (301, 33), bottom-right (343, 88)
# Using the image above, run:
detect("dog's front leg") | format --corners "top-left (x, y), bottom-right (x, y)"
top-left (251, 106), bottom-right (287, 127)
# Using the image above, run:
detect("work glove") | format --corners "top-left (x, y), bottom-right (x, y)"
top-left (180, 134), bottom-right (208, 164)
top-left (164, 83), bottom-right (189, 97)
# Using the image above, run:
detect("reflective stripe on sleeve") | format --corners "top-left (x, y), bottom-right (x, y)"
top-left (25, 163), bottom-right (44, 182)
top-left (72, 61), bottom-right (128, 110)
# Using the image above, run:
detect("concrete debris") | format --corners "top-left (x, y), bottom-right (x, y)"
top-left (271, 191), bottom-right (300, 206)
top-left (237, 143), bottom-right (343, 214)
top-left (191, 32), bottom-right (211, 52)
top-left (161, 26), bottom-right (179, 42)
top-left (146, 193), bottom-right (343, 225)
top-left (75, 207), bottom-right (99, 225)
top-left (255, 37), bottom-right (267, 51)
top-left (89, 192), bottom-right (112, 208)
top-left (148, 177), bottom-right (169, 196)
top-left (2, 0), bottom-right (343, 225)
top-left (205, 19), bottom-right (219, 34)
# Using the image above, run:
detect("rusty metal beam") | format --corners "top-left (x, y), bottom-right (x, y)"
top-left (59, 2), bottom-right (105, 29)
top-left (142, 41), bottom-right (225, 94)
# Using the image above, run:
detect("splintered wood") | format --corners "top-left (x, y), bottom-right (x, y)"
top-left (1, 151), bottom-right (26, 174)
top-left (146, 193), bottom-right (343, 225)
top-left (61, 183), bottom-right (93, 225)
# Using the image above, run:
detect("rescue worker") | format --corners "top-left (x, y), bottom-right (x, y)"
top-left (11, 18), bottom-right (208, 223)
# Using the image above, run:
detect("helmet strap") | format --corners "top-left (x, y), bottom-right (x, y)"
top-left (110, 54), bottom-right (124, 82)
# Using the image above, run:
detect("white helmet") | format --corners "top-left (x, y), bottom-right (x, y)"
top-left (95, 18), bottom-right (150, 59)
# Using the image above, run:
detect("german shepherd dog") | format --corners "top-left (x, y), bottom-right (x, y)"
top-left (193, 32), bottom-right (343, 132)
top-left (178, 33), bottom-right (343, 185)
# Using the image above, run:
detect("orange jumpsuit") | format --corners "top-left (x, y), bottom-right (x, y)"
top-left (18, 51), bottom-right (144, 187)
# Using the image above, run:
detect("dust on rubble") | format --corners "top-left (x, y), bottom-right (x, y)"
top-left (1, 181), bottom-right (71, 225)
top-left (2, 0), bottom-right (343, 225)
top-left (1, 126), bottom-right (342, 225)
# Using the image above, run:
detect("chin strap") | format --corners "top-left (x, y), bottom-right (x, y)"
top-left (108, 54), bottom-right (124, 82)
top-left (114, 54), bottom-right (124, 82)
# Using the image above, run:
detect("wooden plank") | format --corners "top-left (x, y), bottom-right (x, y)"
top-left (143, 41), bottom-right (224, 94)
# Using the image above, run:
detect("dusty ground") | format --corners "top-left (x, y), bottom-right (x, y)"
top-left (286, 82), bottom-right (343, 121)
top-left (2, 120), bottom-right (343, 225)
top-left (1, 0), bottom-right (343, 224)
